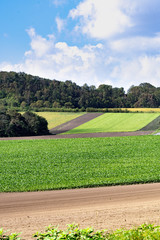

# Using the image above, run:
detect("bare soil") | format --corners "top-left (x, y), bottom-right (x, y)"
top-left (1, 183), bottom-right (160, 239)
top-left (0, 131), bottom-right (153, 141)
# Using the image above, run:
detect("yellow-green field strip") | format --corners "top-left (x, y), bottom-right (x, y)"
top-left (36, 112), bottom-right (85, 129)
top-left (65, 113), bottom-right (160, 134)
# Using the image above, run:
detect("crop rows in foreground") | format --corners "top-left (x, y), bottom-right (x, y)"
top-left (1, 224), bottom-right (160, 239)
top-left (0, 135), bottom-right (160, 192)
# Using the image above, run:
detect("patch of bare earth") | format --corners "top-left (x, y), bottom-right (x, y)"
top-left (0, 131), bottom-right (153, 141)
top-left (0, 183), bottom-right (160, 239)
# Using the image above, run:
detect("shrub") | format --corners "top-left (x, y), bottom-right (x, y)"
top-left (23, 111), bottom-right (49, 136)
top-left (0, 110), bottom-right (49, 137)
top-left (6, 110), bottom-right (29, 137)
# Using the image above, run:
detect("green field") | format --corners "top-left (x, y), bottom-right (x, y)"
top-left (0, 135), bottom-right (160, 192)
top-left (35, 112), bottom-right (85, 129)
top-left (65, 113), bottom-right (160, 134)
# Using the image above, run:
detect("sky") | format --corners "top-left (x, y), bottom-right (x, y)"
top-left (1, 0), bottom-right (160, 92)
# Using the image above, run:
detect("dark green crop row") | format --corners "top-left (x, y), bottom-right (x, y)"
top-left (0, 135), bottom-right (160, 192)
top-left (1, 224), bottom-right (160, 239)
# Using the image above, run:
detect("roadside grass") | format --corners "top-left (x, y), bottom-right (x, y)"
top-left (65, 113), bottom-right (160, 134)
top-left (35, 112), bottom-right (85, 129)
top-left (0, 135), bottom-right (160, 192)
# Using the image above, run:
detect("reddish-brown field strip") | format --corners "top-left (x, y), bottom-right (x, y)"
top-left (0, 130), bottom-right (153, 140)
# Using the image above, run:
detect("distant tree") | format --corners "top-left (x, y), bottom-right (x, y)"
top-left (43, 101), bottom-right (51, 108)
top-left (64, 102), bottom-right (74, 108)
top-left (23, 111), bottom-right (49, 135)
top-left (52, 101), bottom-right (61, 108)
top-left (20, 101), bottom-right (28, 109)
top-left (0, 109), bottom-right (10, 137)
top-left (6, 110), bottom-right (29, 137)
top-left (35, 100), bottom-right (44, 108)
top-left (134, 93), bottom-right (157, 108)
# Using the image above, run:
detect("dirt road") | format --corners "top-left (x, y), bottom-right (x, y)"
top-left (1, 183), bottom-right (160, 239)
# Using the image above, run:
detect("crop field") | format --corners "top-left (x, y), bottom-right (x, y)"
top-left (35, 112), bottom-right (85, 129)
top-left (0, 135), bottom-right (160, 192)
top-left (121, 108), bottom-right (160, 113)
top-left (65, 112), bottom-right (160, 134)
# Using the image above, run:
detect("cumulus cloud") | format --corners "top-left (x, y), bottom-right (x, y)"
top-left (69, 0), bottom-right (134, 39)
top-left (26, 28), bottom-right (55, 58)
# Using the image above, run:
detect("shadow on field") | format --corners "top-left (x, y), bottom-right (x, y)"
top-left (139, 115), bottom-right (160, 131)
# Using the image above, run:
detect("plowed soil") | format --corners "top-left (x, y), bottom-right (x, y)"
top-left (0, 131), bottom-right (153, 140)
top-left (1, 183), bottom-right (160, 239)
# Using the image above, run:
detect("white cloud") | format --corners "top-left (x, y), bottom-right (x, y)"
top-left (56, 17), bottom-right (65, 32)
top-left (69, 0), bottom-right (134, 39)
top-left (0, 62), bottom-right (23, 73)
top-left (26, 28), bottom-right (55, 58)
top-left (110, 34), bottom-right (160, 53)
top-left (52, 0), bottom-right (66, 6)
top-left (111, 55), bottom-right (160, 90)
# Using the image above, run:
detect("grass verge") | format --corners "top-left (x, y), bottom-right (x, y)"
top-left (0, 135), bottom-right (160, 192)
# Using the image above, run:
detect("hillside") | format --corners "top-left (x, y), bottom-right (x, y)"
top-left (0, 71), bottom-right (160, 109)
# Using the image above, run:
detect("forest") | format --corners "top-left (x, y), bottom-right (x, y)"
top-left (0, 71), bottom-right (160, 110)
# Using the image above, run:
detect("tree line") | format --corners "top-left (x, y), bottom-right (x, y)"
top-left (0, 71), bottom-right (160, 110)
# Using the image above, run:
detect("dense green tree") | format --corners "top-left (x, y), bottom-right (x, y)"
top-left (23, 111), bottom-right (49, 135)
top-left (0, 110), bottom-right (49, 137)
top-left (0, 109), bottom-right (10, 137)
top-left (6, 111), bottom-right (29, 137)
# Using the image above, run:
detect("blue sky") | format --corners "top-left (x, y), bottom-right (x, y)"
top-left (1, 0), bottom-right (160, 91)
